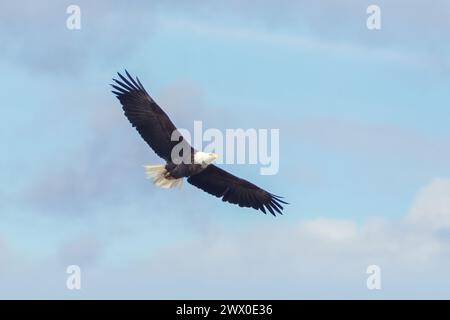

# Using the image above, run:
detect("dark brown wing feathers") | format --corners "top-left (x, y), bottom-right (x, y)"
top-left (188, 165), bottom-right (287, 216)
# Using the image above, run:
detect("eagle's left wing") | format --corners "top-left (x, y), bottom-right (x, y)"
top-left (187, 165), bottom-right (287, 216)
top-left (111, 70), bottom-right (192, 162)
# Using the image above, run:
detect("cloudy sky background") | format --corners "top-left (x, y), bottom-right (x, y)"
top-left (1, 0), bottom-right (450, 298)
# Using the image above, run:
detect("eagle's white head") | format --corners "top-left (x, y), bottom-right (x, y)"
top-left (194, 151), bottom-right (219, 167)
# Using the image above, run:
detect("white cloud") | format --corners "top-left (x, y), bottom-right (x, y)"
top-left (407, 178), bottom-right (450, 230)
top-left (124, 178), bottom-right (450, 298)
top-left (299, 218), bottom-right (357, 242)
top-left (2, 178), bottom-right (450, 298)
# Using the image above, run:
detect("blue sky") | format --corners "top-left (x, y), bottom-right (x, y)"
top-left (1, 0), bottom-right (450, 299)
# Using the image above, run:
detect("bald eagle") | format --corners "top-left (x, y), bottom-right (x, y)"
top-left (111, 71), bottom-right (287, 215)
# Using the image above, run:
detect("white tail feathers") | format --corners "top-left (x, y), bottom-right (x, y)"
top-left (144, 165), bottom-right (183, 189)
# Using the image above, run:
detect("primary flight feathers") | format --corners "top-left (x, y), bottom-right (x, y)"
top-left (111, 70), bottom-right (287, 216)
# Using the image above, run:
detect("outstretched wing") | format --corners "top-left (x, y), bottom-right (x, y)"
top-left (188, 165), bottom-right (287, 216)
top-left (111, 70), bottom-right (191, 161)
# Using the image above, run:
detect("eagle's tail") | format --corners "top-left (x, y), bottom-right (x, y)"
top-left (144, 165), bottom-right (183, 189)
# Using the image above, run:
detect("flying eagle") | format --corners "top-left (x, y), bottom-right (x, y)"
top-left (111, 71), bottom-right (287, 215)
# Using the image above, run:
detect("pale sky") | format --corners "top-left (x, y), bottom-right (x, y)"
top-left (1, 0), bottom-right (450, 298)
